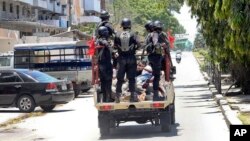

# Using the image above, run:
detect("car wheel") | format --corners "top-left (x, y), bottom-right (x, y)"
top-left (160, 110), bottom-right (171, 132)
top-left (40, 105), bottom-right (56, 112)
top-left (17, 95), bottom-right (36, 113)
top-left (82, 88), bottom-right (91, 93)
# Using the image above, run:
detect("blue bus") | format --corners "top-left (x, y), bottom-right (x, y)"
top-left (14, 41), bottom-right (92, 97)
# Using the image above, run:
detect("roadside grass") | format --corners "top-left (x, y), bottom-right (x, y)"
top-left (0, 112), bottom-right (44, 128)
top-left (193, 49), bottom-right (206, 71)
top-left (238, 113), bottom-right (250, 125)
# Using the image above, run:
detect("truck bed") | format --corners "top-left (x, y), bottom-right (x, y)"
top-left (94, 80), bottom-right (175, 111)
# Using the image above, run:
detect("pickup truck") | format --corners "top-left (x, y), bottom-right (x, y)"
top-left (94, 72), bottom-right (176, 137)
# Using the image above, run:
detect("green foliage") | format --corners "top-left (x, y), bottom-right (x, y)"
top-left (194, 31), bottom-right (206, 49)
top-left (187, 0), bottom-right (250, 92)
top-left (72, 23), bottom-right (96, 35)
top-left (106, 0), bottom-right (186, 36)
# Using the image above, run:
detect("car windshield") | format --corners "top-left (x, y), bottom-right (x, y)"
top-left (18, 70), bottom-right (58, 82)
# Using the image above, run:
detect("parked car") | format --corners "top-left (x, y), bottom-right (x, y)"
top-left (0, 69), bottom-right (74, 112)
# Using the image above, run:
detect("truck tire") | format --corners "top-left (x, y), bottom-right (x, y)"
top-left (40, 105), bottom-right (56, 112)
top-left (73, 83), bottom-right (81, 98)
top-left (170, 103), bottom-right (175, 124)
top-left (98, 112), bottom-right (110, 137)
top-left (82, 88), bottom-right (91, 93)
top-left (160, 110), bottom-right (171, 132)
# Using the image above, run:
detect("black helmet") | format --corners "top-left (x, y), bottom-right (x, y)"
top-left (98, 26), bottom-right (109, 38)
top-left (153, 20), bottom-right (163, 30)
top-left (100, 10), bottom-right (110, 20)
top-left (121, 18), bottom-right (131, 29)
top-left (144, 20), bottom-right (154, 31)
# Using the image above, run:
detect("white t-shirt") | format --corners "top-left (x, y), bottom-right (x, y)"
top-left (141, 65), bottom-right (152, 75)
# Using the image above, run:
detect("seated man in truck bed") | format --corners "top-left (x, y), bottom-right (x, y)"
top-left (111, 64), bottom-right (165, 102)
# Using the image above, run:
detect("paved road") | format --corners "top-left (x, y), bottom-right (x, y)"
top-left (0, 52), bottom-right (229, 141)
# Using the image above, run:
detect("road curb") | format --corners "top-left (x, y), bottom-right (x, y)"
top-left (208, 84), bottom-right (243, 126)
top-left (194, 55), bottom-right (243, 126)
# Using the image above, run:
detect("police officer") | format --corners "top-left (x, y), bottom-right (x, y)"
top-left (114, 18), bottom-right (141, 103)
top-left (146, 20), bottom-right (170, 101)
top-left (144, 20), bottom-right (154, 33)
top-left (96, 10), bottom-right (115, 39)
top-left (95, 26), bottom-right (113, 102)
top-left (143, 20), bottom-right (154, 59)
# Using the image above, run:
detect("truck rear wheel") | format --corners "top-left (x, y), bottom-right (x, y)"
top-left (160, 110), bottom-right (171, 132)
top-left (170, 103), bottom-right (175, 124)
top-left (98, 112), bottom-right (110, 137)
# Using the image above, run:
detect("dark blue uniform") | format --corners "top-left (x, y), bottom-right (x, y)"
top-left (95, 38), bottom-right (113, 102)
top-left (96, 21), bottom-right (115, 39)
top-left (147, 31), bottom-right (169, 100)
top-left (114, 30), bottom-right (141, 101)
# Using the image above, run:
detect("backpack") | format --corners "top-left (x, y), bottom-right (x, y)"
top-left (119, 31), bottom-right (132, 52)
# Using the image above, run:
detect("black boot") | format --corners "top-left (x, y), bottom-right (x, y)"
top-left (153, 90), bottom-right (164, 101)
top-left (115, 93), bottom-right (121, 103)
top-left (130, 92), bottom-right (138, 102)
top-left (153, 90), bottom-right (159, 101)
top-left (105, 94), bottom-right (111, 103)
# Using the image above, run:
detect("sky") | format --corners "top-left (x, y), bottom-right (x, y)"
top-left (173, 3), bottom-right (198, 43)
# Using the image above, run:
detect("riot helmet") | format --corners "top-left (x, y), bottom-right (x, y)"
top-left (98, 26), bottom-right (109, 38)
top-left (153, 20), bottom-right (163, 31)
top-left (100, 10), bottom-right (110, 20)
top-left (121, 18), bottom-right (131, 29)
top-left (144, 20), bottom-right (154, 32)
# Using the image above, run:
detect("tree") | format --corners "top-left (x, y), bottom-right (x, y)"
top-left (187, 0), bottom-right (250, 94)
top-left (106, 0), bottom-right (186, 36)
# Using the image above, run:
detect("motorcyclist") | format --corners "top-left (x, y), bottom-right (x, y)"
top-left (176, 52), bottom-right (181, 63)
top-left (114, 18), bottom-right (141, 103)
top-left (95, 26), bottom-right (113, 102)
top-left (146, 20), bottom-right (170, 101)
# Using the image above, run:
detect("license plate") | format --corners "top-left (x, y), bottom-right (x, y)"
top-left (62, 84), bottom-right (67, 90)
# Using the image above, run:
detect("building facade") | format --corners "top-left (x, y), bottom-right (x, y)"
top-left (0, 0), bottom-right (103, 52)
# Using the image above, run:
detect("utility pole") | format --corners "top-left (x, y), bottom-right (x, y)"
top-left (68, 0), bottom-right (72, 28)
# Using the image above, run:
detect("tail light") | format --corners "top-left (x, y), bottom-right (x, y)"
top-left (99, 105), bottom-right (113, 111)
top-left (152, 103), bottom-right (164, 108)
top-left (46, 83), bottom-right (58, 92)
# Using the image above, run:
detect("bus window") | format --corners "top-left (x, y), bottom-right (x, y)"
top-left (14, 41), bottom-right (92, 71)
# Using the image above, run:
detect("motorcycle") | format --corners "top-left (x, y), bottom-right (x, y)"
top-left (176, 53), bottom-right (181, 63)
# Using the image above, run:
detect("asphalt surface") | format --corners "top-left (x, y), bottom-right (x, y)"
top-left (0, 52), bottom-right (229, 141)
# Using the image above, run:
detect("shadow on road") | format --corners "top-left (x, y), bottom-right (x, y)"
top-left (0, 110), bottom-right (22, 113)
top-left (177, 94), bottom-right (212, 100)
top-left (42, 109), bottom-right (75, 113)
top-left (174, 84), bottom-right (208, 88)
top-left (99, 123), bottom-right (180, 140)
top-left (183, 89), bottom-right (209, 92)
